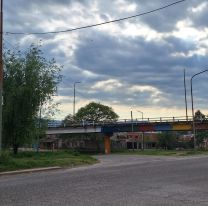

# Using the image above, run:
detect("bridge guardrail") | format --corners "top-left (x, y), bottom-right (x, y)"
top-left (48, 116), bottom-right (204, 128)
top-left (79, 116), bottom-right (194, 126)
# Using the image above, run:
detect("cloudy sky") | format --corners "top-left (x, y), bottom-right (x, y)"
top-left (4, 0), bottom-right (208, 120)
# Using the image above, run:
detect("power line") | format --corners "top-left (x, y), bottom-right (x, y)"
top-left (5, 0), bottom-right (186, 36)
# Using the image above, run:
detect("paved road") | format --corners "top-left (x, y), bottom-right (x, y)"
top-left (1, 155), bottom-right (208, 206)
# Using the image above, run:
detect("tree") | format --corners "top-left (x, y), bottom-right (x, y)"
top-left (74, 102), bottom-right (119, 122)
top-left (194, 110), bottom-right (206, 121)
top-left (3, 45), bottom-right (62, 154)
top-left (157, 132), bottom-right (177, 150)
top-left (196, 131), bottom-right (208, 147)
top-left (62, 114), bottom-right (74, 126)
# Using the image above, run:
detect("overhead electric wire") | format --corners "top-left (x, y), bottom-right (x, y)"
top-left (5, 0), bottom-right (186, 35)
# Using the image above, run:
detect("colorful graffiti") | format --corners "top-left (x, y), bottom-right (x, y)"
top-left (101, 122), bottom-right (208, 133)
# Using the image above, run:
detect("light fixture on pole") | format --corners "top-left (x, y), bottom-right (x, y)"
top-left (137, 110), bottom-right (144, 121)
top-left (73, 81), bottom-right (81, 117)
top-left (190, 69), bottom-right (208, 150)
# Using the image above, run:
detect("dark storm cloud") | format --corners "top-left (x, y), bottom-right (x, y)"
top-left (4, 0), bottom-right (92, 33)
top-left (74, 31), bottom-right (204, 81)
top-left (73, 27), bottom-right (208, 108)
top-left (114, 0), bottom-right (205, 32)
top-left (134, 0), bottom-right (198, 32)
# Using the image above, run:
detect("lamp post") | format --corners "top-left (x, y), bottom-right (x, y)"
top-left (184, 69), bottom-right (188, 121)
top-left (73, 81), bottom-right (81, 117)
top-left (137, 110), bottom-right (144, 150)
top-left (137, 110), bottom-right (144, 121)
top-left (130, 108), bottom-right (135, 150)
top-left (191, 69), bottom-right (208, 150)
top-left (130, 109), bottom-right (133, 132)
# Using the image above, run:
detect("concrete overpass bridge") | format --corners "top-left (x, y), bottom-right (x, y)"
top-left (46, 116), bottom-right (208, 154)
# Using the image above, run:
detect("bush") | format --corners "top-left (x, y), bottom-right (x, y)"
top-left (0, 151), bottom-right (12, 164)
top-left (157, 132), bottom-right (177, 150)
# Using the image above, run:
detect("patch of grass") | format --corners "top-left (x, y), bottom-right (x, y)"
top-left (112, 149), bottom-right (208, 156)
top-left (0, 150), bottom-right (98, 172)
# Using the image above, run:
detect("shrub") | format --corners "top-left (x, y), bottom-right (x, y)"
top-left (0, 151), bottom-right (12, 164)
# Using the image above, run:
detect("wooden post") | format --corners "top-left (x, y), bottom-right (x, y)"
top-left (0, 0), bottom-right (3, 152)
top-left (104, 135), bottom-right (111, 154)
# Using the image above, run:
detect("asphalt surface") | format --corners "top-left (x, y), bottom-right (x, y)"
top-left (0, 155), bottom-right (208, 206)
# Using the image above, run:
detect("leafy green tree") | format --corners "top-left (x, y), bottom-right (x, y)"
top-left (157, 132), bottom-right (177, 150)
top-left (74, 102), bottom-right (119, 122)
top-left (196, 131), bottom-right (208, 147)
top-left (194, 110), bottom-right (206, 121)
top-left (62, 114), bottom-right (74, 126)
top-left (3, 45), bottom-right (62, 154)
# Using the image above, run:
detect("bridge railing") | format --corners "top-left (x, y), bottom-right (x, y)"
top-left (57, 116), bottom-right (194, 128)
top-left (49, 115), bottom-right (208, 129)
top-left (136, 116), bottom-right (193, 123)
top-left (106, 116), bottom-right (193, 124)
top-left (48, 116), bottom-right (208, 128)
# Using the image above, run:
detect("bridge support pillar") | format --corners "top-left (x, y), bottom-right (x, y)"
top-left (104, 135), bottom-right (111, 154)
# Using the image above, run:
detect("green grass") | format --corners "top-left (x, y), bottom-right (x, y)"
top-left (112, 149), bottom-right (208, 156)
top-left (0, 150), bottom-right (98, 172)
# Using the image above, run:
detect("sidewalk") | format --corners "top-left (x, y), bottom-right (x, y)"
top-left (0, 166), bottom-right (61, 176)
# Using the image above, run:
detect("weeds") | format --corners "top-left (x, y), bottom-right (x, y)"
top-left (0, 150), bottom-right (97, 172)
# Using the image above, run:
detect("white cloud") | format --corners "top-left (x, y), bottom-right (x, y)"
top-left (129, 85), bottom-right (165, 104)
top-left (191, 2), bottom-right (207, 13)
top-left (116, 0), bottom-right (137, 13)
top-left (173, 19), bottom-right (208, 42)
top-left (129, 85), bottom-right (161, 95)
top-left (91, 79), bottom-right (123, 92)
top-left (82, 70), bottom-right (98, 78)
top-left (171, 47), bottom-right (207, 58)
top-left (97, 19), bottom-right (164, 41)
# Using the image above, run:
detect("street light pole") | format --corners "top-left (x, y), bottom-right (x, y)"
top-left (137, 110), bottom-right (144, 121)
top-left (137, 110), bottom-right (144, 150)
top-left (184, 69), bottom-right (188, 121)
top-left (0, 0), bottom-right (3, 152)
top-left (130, 109), bottom-right (133, 132)
top-left (73, 82), bottom-right (81, 117)
top-left (130, 109), bottom-right (134, 150)
top-left (190, 69), bottom-right (208, 150)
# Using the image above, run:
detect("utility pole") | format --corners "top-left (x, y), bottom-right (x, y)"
top-left (131, 110), bottom-right (133, 132)
top-left (130, 109), bottom-right (134, 151)
top-left (73, 82), bottom-right (81, 117)
top-left (190, 77), bottom-right (196, 150)
top-left (137, 110), bottom-right (144, 121)
top-left (190, 69), bottom-right (208, 150)
top-left (137, 110), bottom-right (144, 150)
top-left (0, 0), bottom-right (3, 152)
top-left (183, 69), bottom-right (188, 121)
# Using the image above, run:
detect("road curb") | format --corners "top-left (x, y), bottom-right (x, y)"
top-left (0, 166), bottom-right (62, 176)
